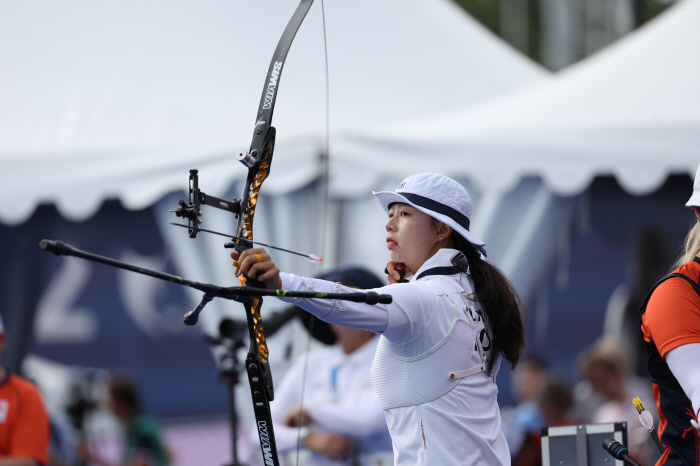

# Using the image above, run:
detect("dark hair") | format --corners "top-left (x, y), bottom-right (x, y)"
top-left (536, 375), bottom-right (574, 414)
top-left (108, 373), bottom-right (141, 413)
top-left (453, 232), bottom-right (526, 372)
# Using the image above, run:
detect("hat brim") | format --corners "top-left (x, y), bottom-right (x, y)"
top-left (373, 191), bottom-right (485, 247)
top-left (687, 191), bottom-right (700, 208)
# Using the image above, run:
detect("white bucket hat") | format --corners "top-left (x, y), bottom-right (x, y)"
top-left (373, 173), bottom-right (486, 253)
top-left (687, 164), bottom-right (700, 208)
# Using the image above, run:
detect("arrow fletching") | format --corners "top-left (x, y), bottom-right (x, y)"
top-left (633, 396), bottom-right (665, 453)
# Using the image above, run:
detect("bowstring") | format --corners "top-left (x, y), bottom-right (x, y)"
top-left (294, 0), bottom-right (331, 463)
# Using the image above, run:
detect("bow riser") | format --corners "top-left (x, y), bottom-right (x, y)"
top-left (236, 130), bottom-right (279, 464)
top-left (236, 128), bottom-right (275, 245)
top-left (235, 128), bottom-right (276, 392)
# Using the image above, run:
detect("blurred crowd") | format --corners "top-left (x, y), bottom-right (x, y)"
top-left (0, 309), bottom-right (171, 466)
top-left (501, 336), bottom-right (660, 466)
top-left (43, 371), bottom-right (170, 466)
top-left (18, 330), bottom-right (663, 466)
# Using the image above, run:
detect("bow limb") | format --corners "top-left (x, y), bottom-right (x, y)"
top-left (234, 1), bottom-right (315, 465)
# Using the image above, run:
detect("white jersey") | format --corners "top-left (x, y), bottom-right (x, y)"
top-left (271, 337), bottom-right (393, 466)
top-left (278, 249), bottom-right (510, 466)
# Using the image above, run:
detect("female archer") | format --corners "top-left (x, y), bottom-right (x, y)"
top-left (640, 165), bottom-right (700, 465)
top-left (232, 173), bottom-right (526, 465)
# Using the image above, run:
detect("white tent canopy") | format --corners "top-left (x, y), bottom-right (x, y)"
top-left (332, 0), bottom-right (699, 309)
top-left (0, 0), bottom-right (546, 225)
top-left (332, 0), bottom-right (700, 197)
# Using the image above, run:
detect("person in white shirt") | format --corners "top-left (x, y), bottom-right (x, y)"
top-left (232, 173), bottom-right (526, 466)
top-left (271, 267), bottom-right (393, 466)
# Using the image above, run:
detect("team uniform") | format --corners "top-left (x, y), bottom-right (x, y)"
top-left (272, 336), bottom-right (393, 466)
top-left (641, 257), bottom-right (700, 465)
top-left (0, 371), bottom-right (50, 465)
top-left (278, 248), bottom-right (509, 466)
top-left (123, 415), bottom-right (170, 466)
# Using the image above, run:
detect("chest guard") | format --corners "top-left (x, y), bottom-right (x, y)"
top-left (370, 276), bottom-right (488, 410)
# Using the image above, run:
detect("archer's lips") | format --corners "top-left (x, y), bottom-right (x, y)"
top-left (386, 238), bottom-right (397, 249)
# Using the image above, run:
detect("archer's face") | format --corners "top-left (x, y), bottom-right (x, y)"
top-left (385, 203), bottom-right (437, 273)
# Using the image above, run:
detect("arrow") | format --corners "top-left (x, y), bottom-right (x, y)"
top-left (169, 222), bottom-right (324, 262)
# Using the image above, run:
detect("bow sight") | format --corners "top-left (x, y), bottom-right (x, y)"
top-left (172, 169), bottom-right (244, 242)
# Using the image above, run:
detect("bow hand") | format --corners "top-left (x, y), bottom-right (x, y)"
top-left (231, 248), bottom-right (282, 290)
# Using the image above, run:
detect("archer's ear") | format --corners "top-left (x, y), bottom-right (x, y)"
top-left (436, 222), bottom-right (453, 238)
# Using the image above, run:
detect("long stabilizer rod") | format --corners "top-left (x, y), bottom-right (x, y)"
top-left (39, 240), bottom-right (392, 324)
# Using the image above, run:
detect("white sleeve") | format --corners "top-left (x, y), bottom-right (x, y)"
top-left (665, 342), bottom-right (700, 416)
top-left (277, 272), bottom-right (439, 343)
top-left (267, 355), bottom-right (307, 453)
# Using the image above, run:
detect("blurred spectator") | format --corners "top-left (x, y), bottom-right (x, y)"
top-left (500, 355), bottom-right (549, 458)
top-left (537, 376), bottom-right (577, 426)
top-left (575, 337), bottom-right (655, 465)
top-left (78, 373), bottom-right (169, 466)
top-left (0, 312), bottom-right (51, 465)
top-left (259, 267), bottom-right (393, 466)
top-left (513, 375), bottom-right (579, 466)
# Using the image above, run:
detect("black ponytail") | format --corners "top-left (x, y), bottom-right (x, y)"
top-left (453, 232), bottom-right (526, 372)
